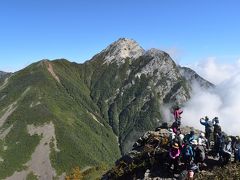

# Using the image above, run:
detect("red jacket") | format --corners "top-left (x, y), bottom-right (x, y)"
top-left (174, 109), bottom-right (183, 120)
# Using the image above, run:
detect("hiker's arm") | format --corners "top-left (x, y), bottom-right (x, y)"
top-left (200, 118), bottom-right (206, 125)
top-left (169, 151), bottom-right (175, 159)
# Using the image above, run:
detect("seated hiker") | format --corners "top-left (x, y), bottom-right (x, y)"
top-left (172, 132), bottom-right (184, 150)
top-left (181, 143), bottom-right (194, 166)
top-left (184, 130), bottom-right (195, 145)
top-left (197, 133), bottom-right (207, 148)
top-left (194, 142), bottom-right (206, 166)
top-left (173, 105), bottom-right (183, 121)
top-left (169, 142), bottom-right (181, 171)
top-left (178, 162), bottom-right (199, 180)
top-left (213, 131), bottom-right (225, 158)
top-left (220, 137), bottom-right (233, 165)
top-left (200, 116), bottom-right (213, 149)
top-left (186, 162), bottom-right (199, 180)
top-left (168, 128), bottom-right (176, 143)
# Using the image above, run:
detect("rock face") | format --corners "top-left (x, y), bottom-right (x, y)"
top-left (179, 67), bottom-right (214, 88)
top-left (99, 38), bottom-right (145, 65)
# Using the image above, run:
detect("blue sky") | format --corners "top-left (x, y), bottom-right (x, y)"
top-left (1, 0), bottom-right (240, 72)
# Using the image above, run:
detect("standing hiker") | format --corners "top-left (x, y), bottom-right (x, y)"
top-left (213, 117), bottom-right (222, 144)
top-left (173, 105), bottom-right (183, 121)
top-left (220, 137), bottom-right (233, 165)
top-left (200, 116), bottom-right (213, 149)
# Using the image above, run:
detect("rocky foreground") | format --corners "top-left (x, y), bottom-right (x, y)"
top-left (102, 126), bottom-right (240, 180)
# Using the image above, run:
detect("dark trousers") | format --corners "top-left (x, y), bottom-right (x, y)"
top-left (205, 132), bottom-right (212, 149)
top-left (169, 157), bottom-right (179, 171)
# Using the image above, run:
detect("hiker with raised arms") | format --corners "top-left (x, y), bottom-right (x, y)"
top-left (200, 116), bottom-right (213, 149)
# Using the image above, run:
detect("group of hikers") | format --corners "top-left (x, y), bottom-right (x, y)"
top-left (164, 105), bottom-right (240, 177)
top-left (104, 105), bottom-right (240, 179)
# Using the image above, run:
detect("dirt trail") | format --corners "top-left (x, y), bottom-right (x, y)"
top-left (0, 124), bottom-right (13, 140)
top-left (0, 76), bottom-right (11, 91)
top-left (0, 103), bottom-right (17, 128)
top-left (6, 121), bottom-right (60, 180)
top-left (89, 112), bottom-right (104, 126)
top-left (45, 61), bottom-right (61, 83)
top-left (0, 87), bottom-right (30, 129)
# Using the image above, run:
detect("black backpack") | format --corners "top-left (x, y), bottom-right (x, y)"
top-left (206, 121), bottom-right (214, 133)
top-left (214, 124), bottom-right (222, 133)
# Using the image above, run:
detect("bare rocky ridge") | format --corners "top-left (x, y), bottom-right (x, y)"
top-left (179, 67), bottom-right (214, 89)
top-left (101, 38), bottom-right (145, 65)
top-left (44, 61), bottom-right (61, 83)
top-left (136, 48), bottom-right (190, 105)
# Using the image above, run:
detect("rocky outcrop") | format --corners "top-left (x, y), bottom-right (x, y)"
top-left (179, 67), bottom-right (214, 88)
top-left (97, 38), bottom-right (145, 65)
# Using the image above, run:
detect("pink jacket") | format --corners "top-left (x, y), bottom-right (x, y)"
top-left (169, 148), bottom-right (180, 159)
top-left (174, 109), bottom-right (183, 120)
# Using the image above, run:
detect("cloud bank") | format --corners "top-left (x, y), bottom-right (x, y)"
top-left (182, 58), bottom-right (240, 135)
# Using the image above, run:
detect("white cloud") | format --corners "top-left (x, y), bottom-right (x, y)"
top-left (188, 57), bottom-right (240, 85)
top-left (181, 58), bottom-right (240, 135)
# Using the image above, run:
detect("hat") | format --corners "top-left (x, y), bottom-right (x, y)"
top-left (179, 134), bottom-right (184, 140)
top-left (214, 117), bottom-right (219, 123)
top-left (172, 143), bottom-right (179, 149)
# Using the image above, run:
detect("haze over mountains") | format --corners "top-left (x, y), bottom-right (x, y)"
top-left (0, 38), bottom-right (212, 179)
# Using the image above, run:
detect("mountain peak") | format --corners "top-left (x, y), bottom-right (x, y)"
top-left (102, 38), bottom-right (145, 65)
top-left (145, 48), bottom-right (166, 57)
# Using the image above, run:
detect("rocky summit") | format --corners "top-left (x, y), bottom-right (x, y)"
top-left (100, 38), bottom-right (145, 65)
top-left (0, 38), bottom-right (212, 179)
top-left (102, 125), bottom-right (240, 180)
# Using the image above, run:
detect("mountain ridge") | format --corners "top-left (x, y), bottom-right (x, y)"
top-left (0, 38), bottom-right (213, 179)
